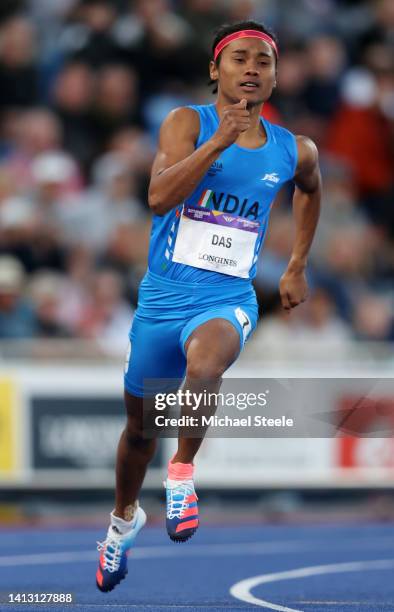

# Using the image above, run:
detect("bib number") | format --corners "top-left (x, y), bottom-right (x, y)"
top-left (172, 205), bottom-right (259, 278)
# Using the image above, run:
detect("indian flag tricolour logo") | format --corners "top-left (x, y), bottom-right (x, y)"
top-left (198, 189), bottom-right (214, 207)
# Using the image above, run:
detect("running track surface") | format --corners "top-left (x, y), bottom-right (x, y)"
top-left (1, 522), bottom-right (394, 611)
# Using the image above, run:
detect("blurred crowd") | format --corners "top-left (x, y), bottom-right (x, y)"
top-left (0, 0), bottom-right (393, 352)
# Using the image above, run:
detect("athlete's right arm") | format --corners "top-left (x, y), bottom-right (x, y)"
top-left (148, 101), bottom-right (250, 216)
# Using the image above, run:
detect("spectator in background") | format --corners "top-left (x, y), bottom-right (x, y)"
top-left (3, 151), bottom-right (79, 273)
top-left (0, 194), bottom-right (35, 261)
top-left (245, 293), bottom-right (302, 362)
top-left (106, 125), bottom-right (155, 206)
top-left (0, 255), bottom-right (37, 338)
top-left (0, 108), bottom-right (84, 194)
top-left (31, 148), bottom-right (81, 199)
top-left (28, 1), bottom-right (78, 22)
top-left (226, 0), bottom-right (260, 23)
top-left (9, 109), bottom-right (62, 157)
top-left (320, 224), bottom-right (381, 319)
top-left (353, 294), bottom-right (394, 342)
top-left (28, 271), bottom-right (74, 337)
top-left (270, 44), bottom-right (309, 126)
top-left (90, 64), bottom-right (142, 150)
top-left (108, 126), bottom-right (155, 184)
top-left (51, 61), bottom-right (97, 172)
top-left (303, 34), bottom-right (346, 117)
top-left (58, 0), bottom-right (122, 67)
top-left (56, 246), bottom-right (92, 333)
top-left (357, 0), bottom-right (394, 60)
top-left (0, 16), bottom-right (39, 109)
top-left (58, 152), bottom-right (147, 257)
top-left (262, 0), bottom-right (338, 39)
top-left (273, 34), bottom-right (347, 147)
top-left (27, 0), bottom-right (79, 56)
top-left (310, 156), bottom-right (366, 267)
top-left (122, 0), bottom-right (198, 97)
top-left (295, 287), bottom-right (351, 348)
top-left (324, 224), bottom-right (378, 283)
top-left (0, 165), bottom-right (20, 203)
top-left (326, 32), bottom-right (393, 224)
top-left (77, 268), bottom-right (133, 355)
top-left (179, 0), bottom-right (228, 80)
top-left (249, 287), bottom-right (351, 361)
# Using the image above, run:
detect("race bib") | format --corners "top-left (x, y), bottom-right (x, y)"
top-left (172, 205), bottom-right (259, 278)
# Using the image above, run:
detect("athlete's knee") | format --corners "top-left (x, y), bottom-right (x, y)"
top-left (186, 355), bottom-right (227, 382)
top-left (124, 419), bottom-right (156, 459)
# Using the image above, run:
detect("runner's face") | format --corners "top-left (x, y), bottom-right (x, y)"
top-left (211, 38), bottom-right (276, 106)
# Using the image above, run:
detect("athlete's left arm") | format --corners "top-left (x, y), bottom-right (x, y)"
top-left (279, 136), bottom-right (321, 311)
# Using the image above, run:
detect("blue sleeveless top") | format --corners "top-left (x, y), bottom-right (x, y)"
top-left (148, 103), bottom-right (298, 286)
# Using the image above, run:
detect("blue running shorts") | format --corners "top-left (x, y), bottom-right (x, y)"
top-left (124, 270), bottom-right (258, 397)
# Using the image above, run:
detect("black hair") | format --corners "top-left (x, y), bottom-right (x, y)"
top-left (209, 20), bottom-right (279, 94)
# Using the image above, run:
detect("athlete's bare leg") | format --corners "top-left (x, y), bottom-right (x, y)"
top-left (113, 392), bottom-right (157, 520)
top-left (114, 320), bottom-right (239, 516)
top-left (172, 318), bottom-right (240, 464)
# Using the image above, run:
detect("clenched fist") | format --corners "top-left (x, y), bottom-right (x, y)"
top-left (279, 269), bottom-right (308, 311)
top-left (211, 99), bottom-right (250, 150)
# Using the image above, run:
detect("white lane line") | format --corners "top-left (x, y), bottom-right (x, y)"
top-left (0, 550), bottom-right (97, 567)
top-left (230, 559), bottom-right (394, 612)
top-left (298, 602), bottom-right (392, 606)
top-left (0, 540), bottom-right (319, 567)
top-left (1, 537), bottom-right (394, 568)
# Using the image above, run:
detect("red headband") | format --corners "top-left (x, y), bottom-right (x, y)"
top-left (213, 29), bottom-right (279, 62)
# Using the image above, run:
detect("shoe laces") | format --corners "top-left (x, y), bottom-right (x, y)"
top-left (97, 534), bottom-right (124, 573)
top-left (166, 481), bottom-right (195, 519)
